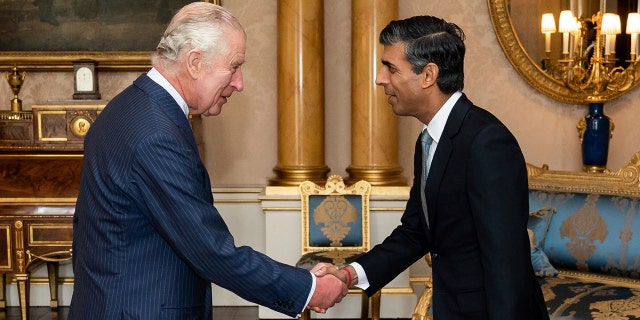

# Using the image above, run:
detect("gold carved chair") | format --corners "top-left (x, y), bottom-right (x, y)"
top-left (411, 254), bottom-right (434, 320)
top-left (296, 175), bottom-right (380, 320)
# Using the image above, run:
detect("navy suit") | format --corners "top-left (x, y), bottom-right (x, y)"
top-left (356, 95), bottom-right (548, 319)
top-left (69, 74), bottom-right (311, 319)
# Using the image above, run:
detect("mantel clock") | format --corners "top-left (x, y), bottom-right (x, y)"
top-left (73, 59), bottom-right (101, 100)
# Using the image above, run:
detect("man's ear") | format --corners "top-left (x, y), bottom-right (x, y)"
top-left (185, 49), bottom-right (203, 79)
top-left (421, 63), bottom-right (439, 88)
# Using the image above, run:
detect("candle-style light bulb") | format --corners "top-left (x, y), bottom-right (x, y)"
top-left (541, 13), bottom-right (557, 53)
top-left (559, 10), bottom-right (576, 55)
top-left (626, 13), bottom-right (640, 58)
top-left (601, 13), bottom-right (621, 56)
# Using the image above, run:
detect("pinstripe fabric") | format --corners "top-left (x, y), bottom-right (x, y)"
top-left (69, 74), bottom-right (312, 320)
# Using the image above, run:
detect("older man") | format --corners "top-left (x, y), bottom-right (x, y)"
top-left (69, 3), bottom-right (346, 319)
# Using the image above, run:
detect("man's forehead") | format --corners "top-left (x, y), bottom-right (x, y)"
top-left (381, 43), bottom-right (406, 62)
top-left (226, 31), bottom-right (246, 64)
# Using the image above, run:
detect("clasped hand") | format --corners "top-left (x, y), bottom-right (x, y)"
top-left (306, 263), bottom-right (350, 313)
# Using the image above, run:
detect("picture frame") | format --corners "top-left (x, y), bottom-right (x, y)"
top-left (0, 0), bottom-right (219, 71)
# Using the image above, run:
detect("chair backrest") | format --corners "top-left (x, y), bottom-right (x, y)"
top-left (299, 175), bottom-right (372, 255)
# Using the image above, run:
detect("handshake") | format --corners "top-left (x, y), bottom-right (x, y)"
top-left (306, 263), bottom-right (358, 313)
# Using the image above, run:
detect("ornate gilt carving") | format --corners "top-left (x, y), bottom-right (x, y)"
top-left (26, 250), bottom-right (72, 263)
top-left (299, 175), bottom-right (371, 254)
top-left (488, 0), bottom-right (640, 104)
top-left (14, 220), bottom-right (24, 273)
top-left (527, 151), bottom-right (640, 196)
top-left (68, 111), bottom-right (94, 138)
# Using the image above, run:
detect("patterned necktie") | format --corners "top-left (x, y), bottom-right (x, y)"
top-left (420, 130), bottom-right (433, 229)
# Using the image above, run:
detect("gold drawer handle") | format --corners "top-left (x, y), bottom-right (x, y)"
top-left (26, 249), bottom-right (72, 263)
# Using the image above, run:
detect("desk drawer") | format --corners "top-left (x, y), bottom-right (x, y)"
top-left (27, 222), bottom-right (73, 246)
top-left (0, 223), bottom-right (10, 271)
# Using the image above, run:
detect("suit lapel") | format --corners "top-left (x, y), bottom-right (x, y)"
top-left (133, 74), bottom-right (198, 150)
top-left (425, 94), bottom-right (472, 231)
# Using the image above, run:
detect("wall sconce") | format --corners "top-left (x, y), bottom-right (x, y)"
top-left (540, 10), bottom-right (640, 173)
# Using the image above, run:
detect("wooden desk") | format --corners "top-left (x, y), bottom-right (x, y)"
top-left (0, 204), bottom-right (73, 317)
top-left (0, 152), bottom-right (81, 320)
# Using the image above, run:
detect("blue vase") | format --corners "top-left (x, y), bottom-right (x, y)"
top-left (580, 103), bottom-right (612, 172)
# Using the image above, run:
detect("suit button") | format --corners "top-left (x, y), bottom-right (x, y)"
top-left (431, 253), bottom-right (438, 259)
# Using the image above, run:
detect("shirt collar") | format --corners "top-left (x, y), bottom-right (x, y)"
top-left (422, 91), bottom-right (463, 144)
top-left (147, 67), bottom-right (189, 118)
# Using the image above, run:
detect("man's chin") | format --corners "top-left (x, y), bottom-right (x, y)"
top-left (204, 104), bottom-right (224, 116)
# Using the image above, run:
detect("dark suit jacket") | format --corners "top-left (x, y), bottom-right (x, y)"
top-left (69, 74), bottom-right (311, 319)
top-left (356, 94), bottom-right (549, 320)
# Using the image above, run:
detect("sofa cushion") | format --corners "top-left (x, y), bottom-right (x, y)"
top-left (528, 206), bottom-right (558, 277)
top-left (531, 247), bottom-right (558, 277)
top-left (528, 206), bottom-right (555, 249)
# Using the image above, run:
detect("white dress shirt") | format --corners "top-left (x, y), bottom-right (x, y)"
top-left (147, 67), bottom-right (190, 118)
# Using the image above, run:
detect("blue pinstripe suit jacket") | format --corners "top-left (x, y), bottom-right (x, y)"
top-left (69, 74), bottom-right (311, 319)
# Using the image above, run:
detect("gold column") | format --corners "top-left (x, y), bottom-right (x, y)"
top-left (270, 0), bottom-right (329, 186)
top-left (346, 0), bottom-right (404, 186)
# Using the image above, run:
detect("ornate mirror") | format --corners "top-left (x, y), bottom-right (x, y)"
top-left (488, 0), bottom-right (640, 105)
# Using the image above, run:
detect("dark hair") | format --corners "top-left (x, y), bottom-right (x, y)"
top-left (379, 16), bottom-right (465, 94)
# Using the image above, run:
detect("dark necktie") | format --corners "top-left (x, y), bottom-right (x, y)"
top-left (420, 130), bottom-right (433, 229)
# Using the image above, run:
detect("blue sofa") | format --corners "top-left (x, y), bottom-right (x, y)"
top-left (527, 153), bottom-right (640, 320)
top-left (411, 152), bottom-right (640, 320)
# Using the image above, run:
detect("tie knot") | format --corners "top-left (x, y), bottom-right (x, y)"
top-left (421, 130), bottom-right (433, 146)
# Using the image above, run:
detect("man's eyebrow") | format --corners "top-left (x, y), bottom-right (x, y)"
top-left (232, 59), bottom-right (245, 68)
top-left (381, 59), bottom-right (393, 68)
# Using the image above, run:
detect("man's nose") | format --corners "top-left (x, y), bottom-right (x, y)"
top-left (232, 69), bottom-right (244, 92)
top-left (375, 69), bottom-right (387, 86)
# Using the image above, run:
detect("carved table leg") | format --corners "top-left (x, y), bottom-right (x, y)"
top-left (0, 273), bottom-right (5, 309)
top-left (15, 273), bottom-right (30, 320)
top-left (47, 262), bottom-right (59, 309)
top-left (298, 308), bottom-right (310, 320)
top-left (359, 290), bottom-right (369, 320)
top-left (371, 290), bottom-right (381, 320)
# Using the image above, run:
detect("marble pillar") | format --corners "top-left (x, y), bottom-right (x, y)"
top-left (347, 0), bottom-right (405, 186)
top-left (270, 0), bottom-right (329, 186)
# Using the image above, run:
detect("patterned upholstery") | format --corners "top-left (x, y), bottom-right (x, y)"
top-left (296, 175), bottom-right (380, 320)
top-left (529, 191), bottom-right (640, 277)
top-left (525, 153), bottom-right (640, 320)
top-left (308, 194), bottom-right (364, 248)
top-left (528, 190), bottom-right (640, 319)
top-left (537, 276), bottom-right (640, 319)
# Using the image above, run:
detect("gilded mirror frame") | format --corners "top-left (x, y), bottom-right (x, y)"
top-left (0, 0), bottom-right (219, 72)
top-left (488, 0), bottom-right (640, 105)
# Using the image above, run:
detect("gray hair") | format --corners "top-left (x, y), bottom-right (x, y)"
top-left (152, 2), bottom-right (245, 72)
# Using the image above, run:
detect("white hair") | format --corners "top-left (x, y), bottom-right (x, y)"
top-left (151, 2), bottom-right (245, 73)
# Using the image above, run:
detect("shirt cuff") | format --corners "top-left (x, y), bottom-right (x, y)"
top-left (301, 271), bottom-right (316, 316)
top-left (351, 262), bottom-right (370, 290)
